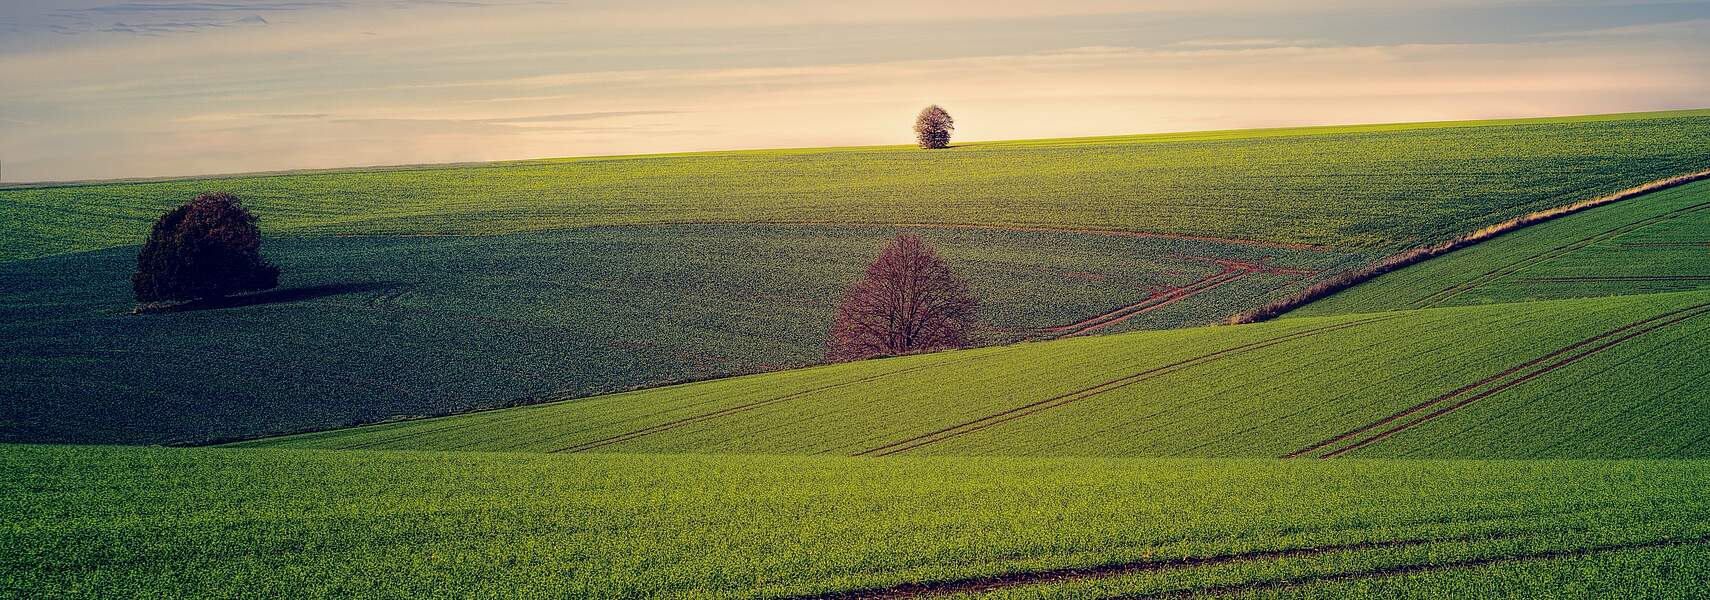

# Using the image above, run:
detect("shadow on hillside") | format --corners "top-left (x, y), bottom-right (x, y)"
top-left (134, 281), bottom-right (399, 314)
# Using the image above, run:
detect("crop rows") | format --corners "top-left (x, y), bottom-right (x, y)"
top-left (0, 224), bottom-right (1352, 446)
top-left (246, 289), bottom-right (1710, 459)
top-left (1298, 179), bottom-right (1710, 316)
top-left (5, 445), bottom-right (1710, 599)
top-left (6, 110), bottom-right (1710, 262)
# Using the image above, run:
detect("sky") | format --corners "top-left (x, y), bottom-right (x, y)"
top-left (1, 1), bottom-right (1708, 182)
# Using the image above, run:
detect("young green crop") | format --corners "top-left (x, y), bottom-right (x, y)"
top-left (244, 289), bottom-right (1710, 459)
top-left (4, 445), bottom-right (1708, 599)
top-left (0, 224), bottom-right (1356, 446)
top-left (1296, 179), bottom-right (1710, 317)
top-left (5, 110), bottom-right (1709, 262)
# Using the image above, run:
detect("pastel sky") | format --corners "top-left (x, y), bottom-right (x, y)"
top-left (1, 1), bottom-right (1708, 182)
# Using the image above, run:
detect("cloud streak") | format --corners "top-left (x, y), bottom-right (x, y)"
top-left (1, 1), bottom-right (1707, 182)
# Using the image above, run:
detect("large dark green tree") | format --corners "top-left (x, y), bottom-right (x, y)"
top-left (132, 192), bottom-right (279, 304)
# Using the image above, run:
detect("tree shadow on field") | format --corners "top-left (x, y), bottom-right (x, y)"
top-left (133, 281), bottom-right (399, 314)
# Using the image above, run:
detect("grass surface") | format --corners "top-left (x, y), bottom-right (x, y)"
top-left (6, 110), bottom-right (1710, 262)
top-left (0, 225), bottom-right (1357, 446)
top-left (242, 290), bottom-right (1710, 459)
top-left (1296, 179), bottom-right (1710, 316)
top-left (4, 445), bottom-right (1709, 599)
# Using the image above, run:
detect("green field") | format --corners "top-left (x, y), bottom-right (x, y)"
top-left (4, 445), bottom-right (1708, 599)
top-left (6, 110), bottom-right (1710, 598)
top-left (6, 111), bottom-right (1709, 446)
top-left (1295, 178), bottom-right (1710, 316)
top-left (0, 225), bottom-right (1359, 445)
top-left (7, 110), bottom-right (1710, 262)
top-left (241, 289), bottom-right (1710, 459)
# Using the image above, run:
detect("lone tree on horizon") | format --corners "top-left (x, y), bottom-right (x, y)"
top-left (133, 192), bottom-right (279, 305)
top-left (827, 233), bottom-right (978, 361)
top-left (913, 105), bottom-right (954, 149)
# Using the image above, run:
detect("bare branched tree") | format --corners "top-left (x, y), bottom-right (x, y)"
top-left (913, 105), bottom-right (954, 149)
top-left (828, 233), bottom-right (979, 361)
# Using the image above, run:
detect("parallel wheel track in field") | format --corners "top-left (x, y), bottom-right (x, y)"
top-left (1286, 301), bottom-right (1710, 459)
top-left (791, 501), bottom-right (1709, 600)
top-left (1411, 200), bottom-right (1710, 308)
top-left (1518, 275), bottom-right (1710, 283)
top-left (1036, 260), bottom-right (1318, 339)
top-left (551, 350), bottom-right (1007, 453)
top-left (855, 315), bottom-right (1396, 457)
top-left (1118, 534), bottom-right (1710, 600)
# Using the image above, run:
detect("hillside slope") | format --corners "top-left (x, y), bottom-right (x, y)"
top-left (245, 289), bottom-right (1710, 459)
top-left (5, 110), bottom-right (1710, 261)
top-left (0, 226), bottom-right (1361, 446)
top-left (1295, 179), bottom-right (1710, 316)
top-left (9, 111), bottom-right (1707, 446)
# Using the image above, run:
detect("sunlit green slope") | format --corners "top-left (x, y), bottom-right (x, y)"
top-left (243, 289), bottom-right (1710, 459)
top-left (1295, 178), bottom-right (1710, 317)
top-left (5, 109), bottom-right (1709, 261)
top-left (5, 445), bottom-right (1708, 599)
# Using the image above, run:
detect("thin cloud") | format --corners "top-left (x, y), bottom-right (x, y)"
top-left (473, 110), bottom-right (679, 123)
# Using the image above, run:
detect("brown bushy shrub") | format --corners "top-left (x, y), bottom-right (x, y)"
top-left (913, 105), bottom-right (954, 149)
top-left (828, 233), bottom-right (978, 361)
top-left (133, 192), bottom-right (279, 304)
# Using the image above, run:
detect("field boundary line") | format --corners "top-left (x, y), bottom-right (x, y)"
top-left (552, 350), bottom-right (1006, 453)
top-left (1287, 301), bottom-right (1710, 459)
top-left (1232, 167), bottom-right (1710, 323)
top-left (855, 316), bottom-right (1398, 457)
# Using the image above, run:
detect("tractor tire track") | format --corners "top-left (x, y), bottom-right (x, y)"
top-left (1035, 269), bottom-right (1241, 337)
top-left (1519, 275), bottom-right (1710, 282)
top-left (790, 497), bottom-right (1707, 600)
top-left (1118, 534), bottom-right (1710, 600)
top-left (551, 350), bottom-right (1006, 453)
top-left (1037, 260), bottom-right (1316, 339)
top-left (1288, 301), bottom-right (1710, 459)
top-left (1412, 199), bottom-right (1710, 308)
top-left (856, 315), bottom-right (1397, 457)
top-left (797, 532), bottom-right (1526, 600)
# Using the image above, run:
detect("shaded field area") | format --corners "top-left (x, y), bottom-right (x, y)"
top-left (4, 446), bottom-right (1709, 599)
top-left (0, 224), bottom-right (1356, 446)
top-left (245, 290), bottom-right (1710, 459)
top-left (1297, 179), bottom-right (1710, 316)
top-left (6, 110), bottom-right (1710, 261)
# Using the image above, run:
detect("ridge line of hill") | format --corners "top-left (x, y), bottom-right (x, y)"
top-left (7, 108), bottom-right (1704, 191)
top-left (1233, 167), bottom-right (1710, 324)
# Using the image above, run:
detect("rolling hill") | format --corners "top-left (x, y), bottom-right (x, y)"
top-left (5, 110), bottom-right (1709, 446)
top-left (1295, 178), bottom-right (1710, 316)
top-left (242, 289), bottom-right (1710, 459)
top-left (4, 110), bottom-right (1710, 599)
